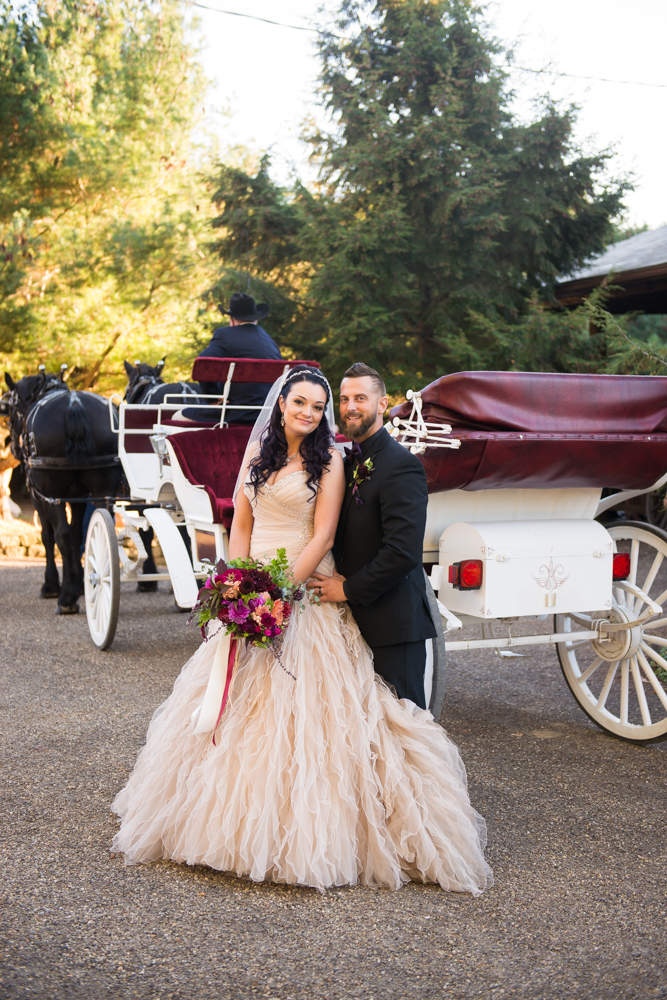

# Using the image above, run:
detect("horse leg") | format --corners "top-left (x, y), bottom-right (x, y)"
top-left (37, 502), bottom-right (61, 599)
top-left (137, 526), bottom-right (158, 592)
top-left (70, 502), bottom-right (86, 596)
top-left (53, 506), bottom-right (80, 614)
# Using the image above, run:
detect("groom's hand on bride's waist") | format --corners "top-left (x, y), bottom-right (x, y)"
top-left (307, 571), bottom-right (347, 603)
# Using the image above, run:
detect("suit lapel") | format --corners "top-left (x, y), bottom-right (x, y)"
top-left (338, 428), bottom-right (390, 537)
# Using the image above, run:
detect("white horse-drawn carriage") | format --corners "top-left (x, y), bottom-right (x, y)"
top-left (84, 360), bottom-right (667, 744)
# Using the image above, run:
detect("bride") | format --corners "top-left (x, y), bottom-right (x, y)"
top-left (112, 366), bottom-right (492, 894)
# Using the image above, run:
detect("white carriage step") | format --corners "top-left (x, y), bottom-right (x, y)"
top-left (143, 508), bottom-right (199, 609)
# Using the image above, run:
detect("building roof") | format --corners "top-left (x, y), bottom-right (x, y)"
top-left (555, 225), bottom-right (667, 314)
top-left (565, 225), bottom-right (667, 282)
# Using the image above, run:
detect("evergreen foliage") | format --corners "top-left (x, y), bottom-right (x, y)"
top-left (209, 0), bottom-right (629, 392)
top-left (0, 0), bottom-right (648, 397)
top-left (304, 0), bottom-right (630, 389)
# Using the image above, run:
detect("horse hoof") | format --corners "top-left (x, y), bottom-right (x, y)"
top-left (55, 604), bottom-right (80, 615)
top-left (136, 581), bottom-right (159, 593)
top-left (40, 590), bottom-right (61, 599)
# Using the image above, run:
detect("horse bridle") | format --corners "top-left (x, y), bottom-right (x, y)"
top-left (125, 373), bottom-right (163, 405)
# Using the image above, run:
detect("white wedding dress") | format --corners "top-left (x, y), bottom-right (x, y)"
top-left (112, 471), bottom-right (492, 893)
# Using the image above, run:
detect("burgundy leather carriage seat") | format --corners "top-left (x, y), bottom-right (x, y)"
top-left (191, 357), bottom-right (321, 384)
top-left (390, 371), bottom-right (667, 493)
top-left (167, 427), bottom-right (252, 532)
top-left (123, 407), bottom-right (161, 453)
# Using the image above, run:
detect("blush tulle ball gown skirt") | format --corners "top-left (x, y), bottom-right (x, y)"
top-left (112, 472), bottom-right (492, 894)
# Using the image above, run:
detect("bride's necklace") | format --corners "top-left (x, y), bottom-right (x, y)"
top-left (283, 451), bottom-right (300, 467)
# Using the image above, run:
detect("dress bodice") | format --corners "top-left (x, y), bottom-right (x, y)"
top-left (245, 470), bottom-right (334, 574)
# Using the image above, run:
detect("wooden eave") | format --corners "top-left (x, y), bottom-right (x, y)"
top-left (555, 261), bottom-right (667, 311)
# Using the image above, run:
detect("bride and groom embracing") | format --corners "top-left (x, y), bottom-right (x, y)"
top-left (112, 363), bottom-right (492, 894)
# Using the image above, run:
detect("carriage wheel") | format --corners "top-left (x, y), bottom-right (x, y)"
top-left (644, 486), bottom-right (667, 531)
top-left (423, 571), bottom-right (446, 722)
top-left (84, 509), bottom-right (120, 651)
top-left (556, 521), bottom-right (667, 744)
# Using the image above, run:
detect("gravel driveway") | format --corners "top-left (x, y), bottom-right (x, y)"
top-left (1, 561), bottom-right (666, 1000)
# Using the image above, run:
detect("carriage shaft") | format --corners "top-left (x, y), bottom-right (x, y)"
top-left (445, 629), bottom-right (599, 652)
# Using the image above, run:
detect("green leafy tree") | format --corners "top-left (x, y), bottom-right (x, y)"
top-left (0, 0), bottom-right (217, 390)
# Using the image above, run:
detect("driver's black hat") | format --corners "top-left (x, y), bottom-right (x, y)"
top-left (219, 292), bottom-right (270, 323)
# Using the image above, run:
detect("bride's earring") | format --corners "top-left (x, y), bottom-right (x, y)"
top-left (281, 415), bottom-right (285, 427)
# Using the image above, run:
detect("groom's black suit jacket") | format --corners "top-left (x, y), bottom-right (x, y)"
top-left (334, 426), bottom-right (436, 648)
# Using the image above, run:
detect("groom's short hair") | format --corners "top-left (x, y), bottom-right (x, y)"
top-left (342, 363), bottom-right (386, 397)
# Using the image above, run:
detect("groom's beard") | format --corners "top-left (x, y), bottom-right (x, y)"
top-left (339, 407), bottom-right (378, 440)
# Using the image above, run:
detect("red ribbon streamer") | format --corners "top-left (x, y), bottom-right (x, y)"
top-left (212, 637), bottom-right (237, 746)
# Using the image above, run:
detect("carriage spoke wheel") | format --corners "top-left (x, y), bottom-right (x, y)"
top-left (556, 521), bottom-right (667, 744)
top-left (84, 509), bottom-right (120, 650)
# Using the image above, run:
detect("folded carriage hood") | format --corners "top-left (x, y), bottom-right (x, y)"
top-left (390, 370), bottom-right (667, 435)
top-left (389, 371), bottom-right (667, 493)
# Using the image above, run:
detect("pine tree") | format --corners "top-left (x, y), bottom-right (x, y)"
top-left (294, 0), bottom-right (628, 391)
top-left (204, 155), bottom-right (306, 350)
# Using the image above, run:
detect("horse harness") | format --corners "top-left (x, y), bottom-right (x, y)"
top-left (8, 382), bottom-right (120, 506)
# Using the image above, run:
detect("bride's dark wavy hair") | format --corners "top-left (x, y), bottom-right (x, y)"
top-left (248, 366), bottom-right (333, 499)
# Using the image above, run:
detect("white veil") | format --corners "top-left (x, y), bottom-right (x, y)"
top-left (233, 369), bottom-right (338, 501)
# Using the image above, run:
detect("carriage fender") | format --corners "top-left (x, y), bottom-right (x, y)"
top-left (143, 508), bottom-right (198, 609)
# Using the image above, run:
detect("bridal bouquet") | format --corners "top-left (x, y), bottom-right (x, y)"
top-left (189, 550), bottom-right (307, 740)
top-left (190, 548), bottom-right (304, 652)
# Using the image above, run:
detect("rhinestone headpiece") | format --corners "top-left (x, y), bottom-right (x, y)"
top-left (282, 366), bottom-right (330, 398)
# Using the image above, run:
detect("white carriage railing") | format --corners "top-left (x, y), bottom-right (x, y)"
top-left (389, 389), bottom-right (461, 455)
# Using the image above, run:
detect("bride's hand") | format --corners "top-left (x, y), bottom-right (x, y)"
top-left (308, 571), bottom-right (347, 603)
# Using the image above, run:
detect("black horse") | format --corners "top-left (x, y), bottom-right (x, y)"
top-left (123, 358), bottom-right (200, 406)
top-left (4, 369), bottom-right (125, 613)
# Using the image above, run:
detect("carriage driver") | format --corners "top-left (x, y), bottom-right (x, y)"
top-left (179, 292), bottom-right (282, 424)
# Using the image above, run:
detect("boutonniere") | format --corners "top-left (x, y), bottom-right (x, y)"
top-left (350, 457), bottom-right (374, 505)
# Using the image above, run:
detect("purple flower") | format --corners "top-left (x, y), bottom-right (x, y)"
top-left (204, 578), bottom-right (214, 590)
top-left (229, 603), bottom-right (250, 624)
top-left (247, 597), bottom-right (263, 611)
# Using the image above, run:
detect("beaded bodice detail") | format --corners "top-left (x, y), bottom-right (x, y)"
top-left (245, 471), bottom-right (333, 572)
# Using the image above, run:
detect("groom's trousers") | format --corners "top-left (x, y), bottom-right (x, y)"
top-left (370, 641), bottom-right (427, 709)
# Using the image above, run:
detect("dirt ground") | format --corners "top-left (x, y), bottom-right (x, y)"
top-left (1, 561), bottom-right (666, 1000)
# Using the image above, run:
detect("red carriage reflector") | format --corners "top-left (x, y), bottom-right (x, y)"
top-left (612, 552), bottom-right (631, 581)
top-left (460, 559), bottom-right (483, 589)
top-left (448, 560), bottom-right (483, 590)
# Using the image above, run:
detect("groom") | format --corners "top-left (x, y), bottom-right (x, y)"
top-left (310, 362), bottom-right (436, 708)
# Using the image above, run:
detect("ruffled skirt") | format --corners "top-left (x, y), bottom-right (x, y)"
top-left (112, 601), bottom-right (492, 894)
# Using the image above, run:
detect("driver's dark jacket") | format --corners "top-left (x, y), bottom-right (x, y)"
top-left (197, 323), bottom-right (282, 423)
